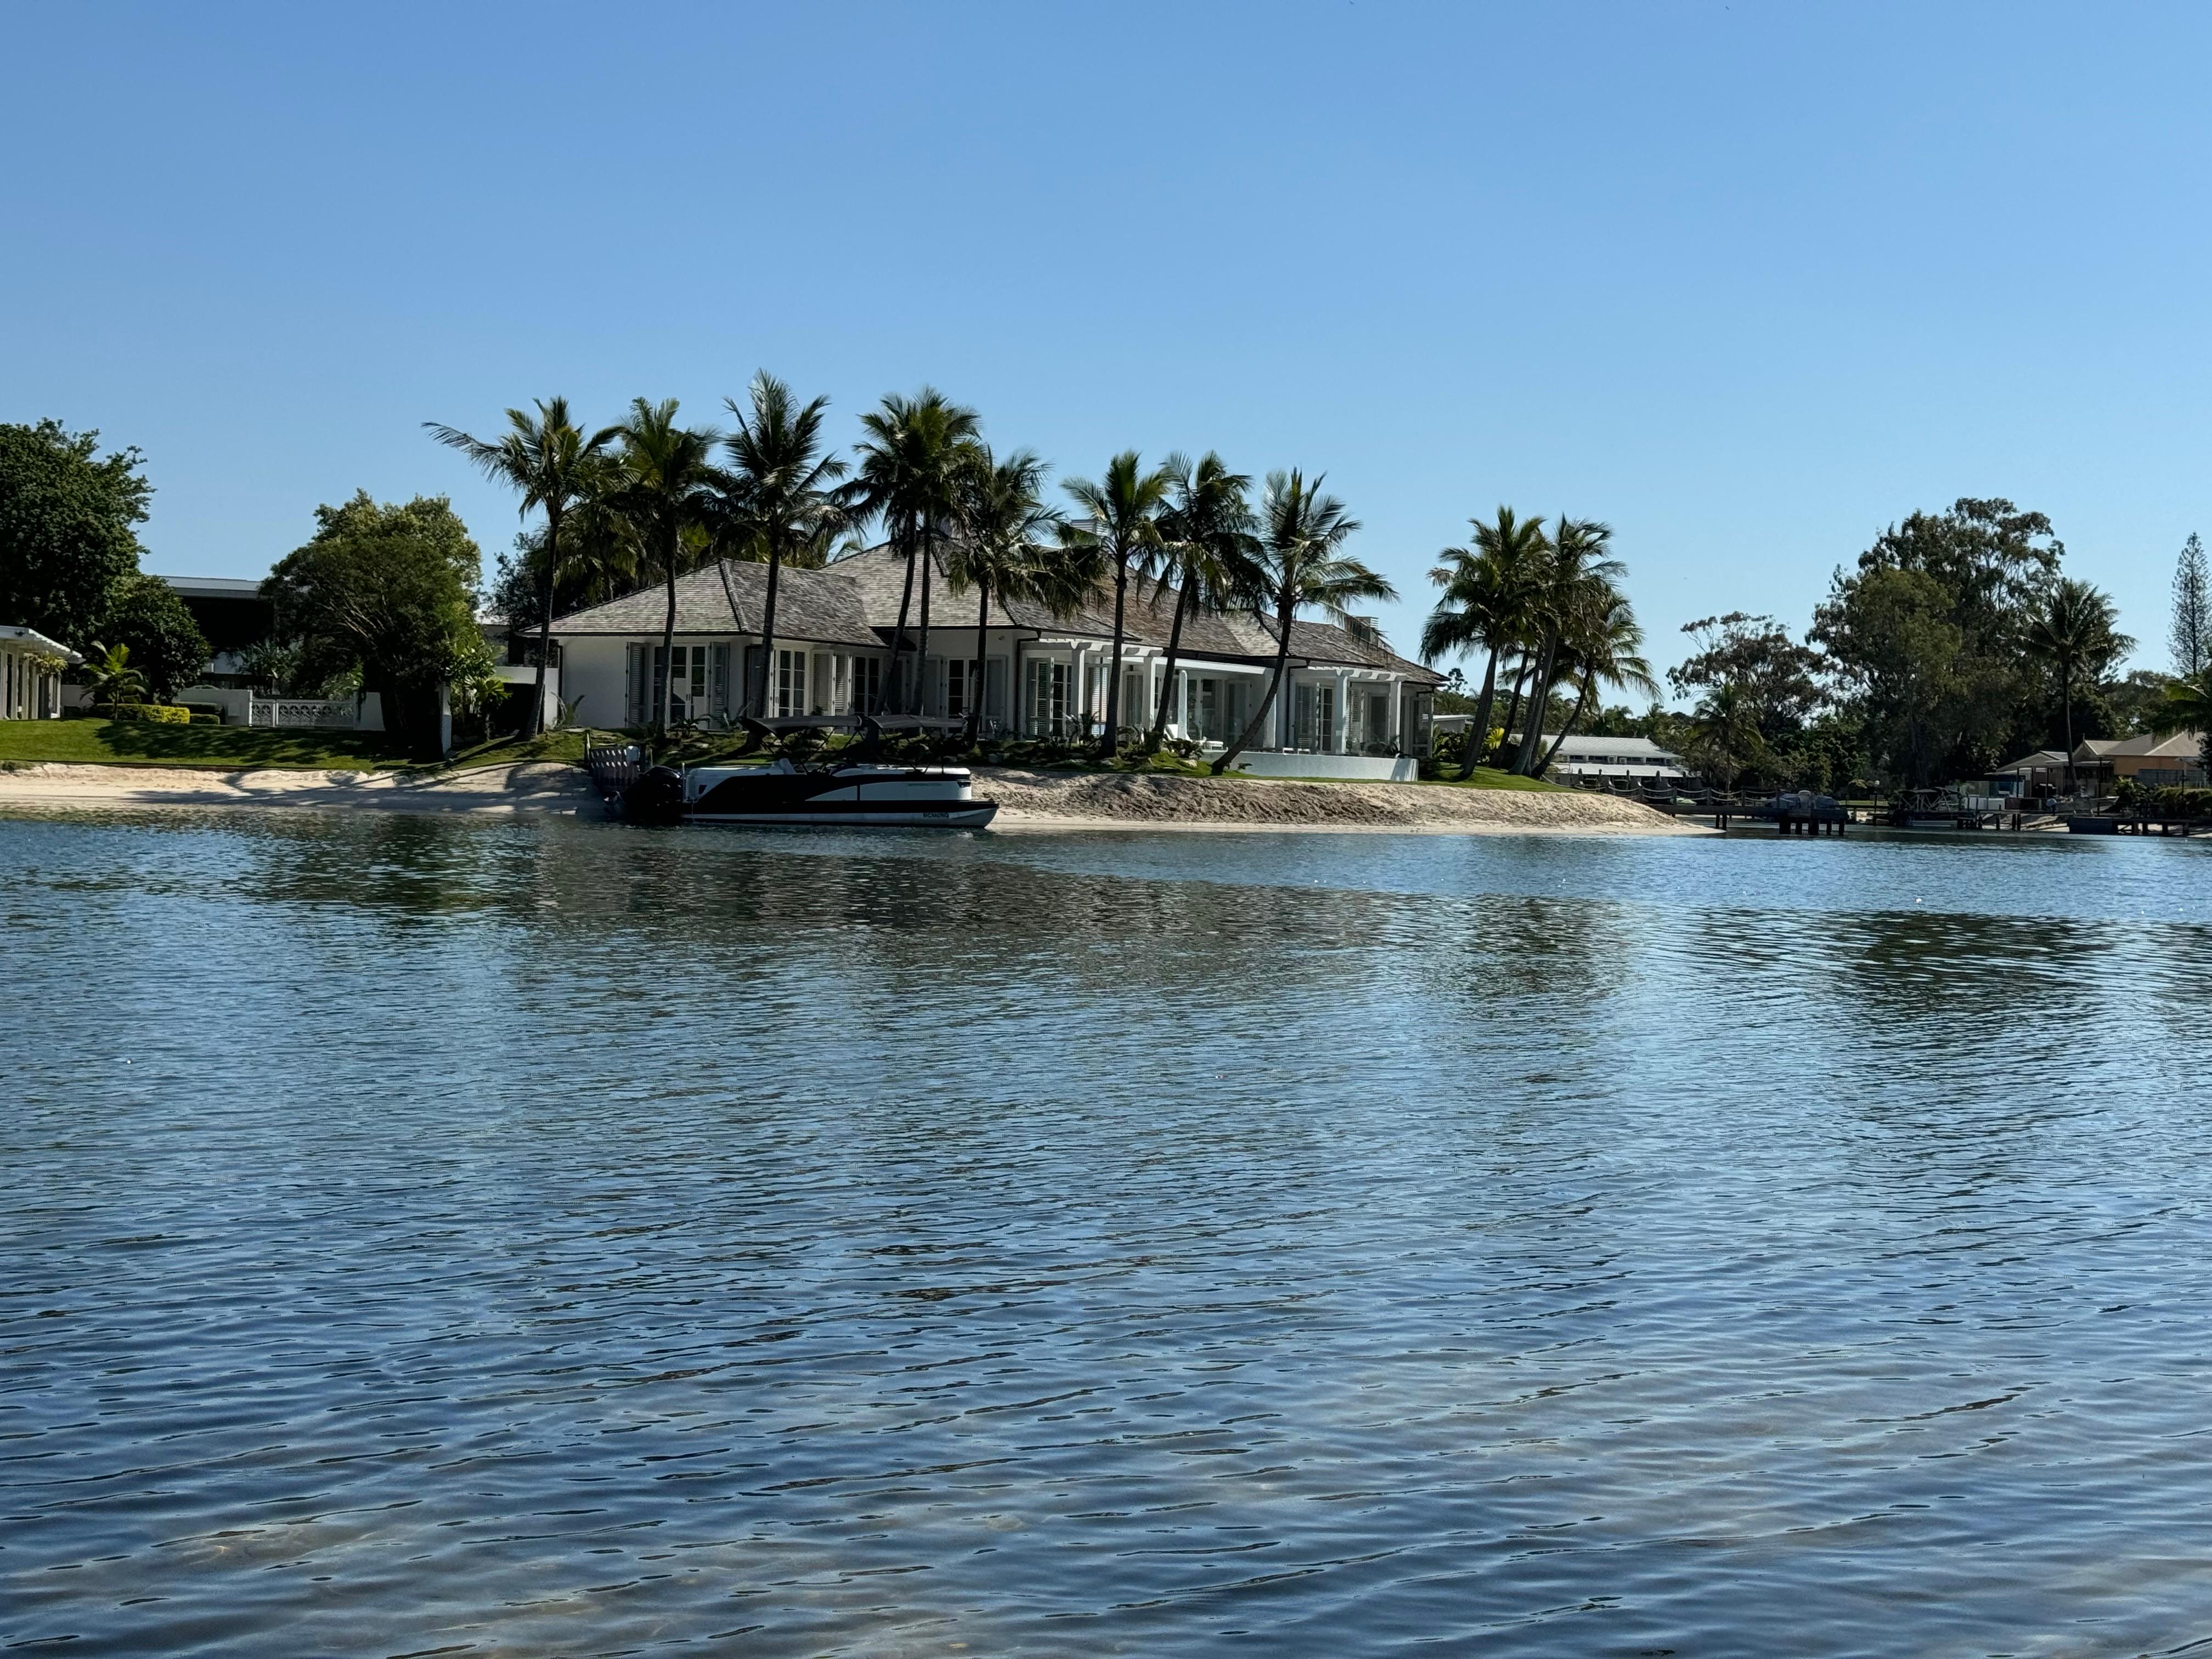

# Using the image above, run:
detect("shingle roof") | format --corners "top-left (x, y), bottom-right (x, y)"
top-left (547, 547), bottom-right (1443, 685)
top-left (548, 560), bottom-right (881, 648)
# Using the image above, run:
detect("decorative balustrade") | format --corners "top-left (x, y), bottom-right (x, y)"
top-left (248, 697), bottom-right (356, 729)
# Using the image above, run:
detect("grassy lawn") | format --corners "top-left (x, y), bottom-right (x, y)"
top-left (1412, 765), bottom-right (1565, 792)
top-left (0, 718), bottom-right (420, 771)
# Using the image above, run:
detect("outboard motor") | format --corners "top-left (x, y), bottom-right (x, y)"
top-left (620, 765), bottom-right (687, 825)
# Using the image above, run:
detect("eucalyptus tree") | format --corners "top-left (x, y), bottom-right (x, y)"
top-left (712, 373), bottom-right (850, 717)
top-left (425, 397), bottom-right (610, 736)
top-left (944, 445), bottom-right (1081, 744)
top-left (1509, 518), bottom-right (1622, 775)
top-left (848, 390), bottom-right (982, 715)
top-left (1210, 470), bottom-right (1397, 775)
top-left (1062, 452), bottom-right (1173, 755)
top-left (1533, 585), bottom-right (1660, 778)
top-left (2023, 576), bottom-right (2130, 789)
top-left (1143, 453), bottom-right (1259, 752)
top-left (609, 398), bottom-right (723, 737)
top-left (1422, 506), bottom-right (1548, 778)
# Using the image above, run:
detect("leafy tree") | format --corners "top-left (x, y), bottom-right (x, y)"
top-left (1211, 471), bottom-right (1395, 775)
top-left (2151, 670), bottom-right (2212, 775)
top-left (266, 492), bottom-right (486, 758)
top-left (713, 373), bottom-right (850, 716)
top-left (1423, 507), bottom-right (1547, 778)
top-left (98, 572), bottom-right (211, 701)
top-left (426, 398), bottom-right (610, 737)
top-left (2108, 668), bottom-right (2175, 735)
top-left (1142, 453), bottom-right (1260, 752)
top-left (0, 419), bottom-right (152, 648)
top-left (1812, 498), bottom-right (2061, 784)
top-left (1062, 452), bottom-right (1173, 755)
top-left (1667, 612), bottom-right (1823, 748)
top-left (2173, 533), bottom-right (2209, 680)
top-left (1810, 565), bottom-right (1963, 788)
top-left (848, 390), bottom-right (983, 715)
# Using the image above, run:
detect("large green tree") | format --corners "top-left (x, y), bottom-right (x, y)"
top-left (1667, 612), bottom-right (1823, 751)
top-left (1812, 498), bottom-right (2061, 783)
top-left (99, 572), bottom-right (211, 701)
top-left (0, 420), bottom-right (152, 648)
top-left (266, 492), bottom-right (487, 759)
top-left (2022, 577), bottom-right (2131, 787)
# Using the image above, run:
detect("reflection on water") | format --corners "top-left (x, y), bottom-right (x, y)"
top-left (5, 809), bottom-right (2212, 1657)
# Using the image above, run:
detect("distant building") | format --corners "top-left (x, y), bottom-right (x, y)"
top-left (546, 549), bottom-right (1442, 777)
top-left (1, 625), bottom-right (82, 719)
top-left (2073, 731), bottom-right (2205, 788)
top-left (153, 575), bottom-right (275, 686)
top-left (1427, 719), bottom-right (1688, 780)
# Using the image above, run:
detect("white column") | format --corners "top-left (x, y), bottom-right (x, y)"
top-left (1334, 670), bottom-right (1351, 753)
top-left (1177, 668), bottom-right (1190, 738)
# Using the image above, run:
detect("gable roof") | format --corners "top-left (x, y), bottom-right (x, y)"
top-left (547, 560), bottom-right (881, 648)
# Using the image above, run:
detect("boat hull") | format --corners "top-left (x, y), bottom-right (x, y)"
top-left (689, 802), bottom-right (998, 828)
top-left (626, 761), bottom-right (999, 830)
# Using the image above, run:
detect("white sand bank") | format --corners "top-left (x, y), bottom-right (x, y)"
top-left (0, 761), bottom-right (1706, 836)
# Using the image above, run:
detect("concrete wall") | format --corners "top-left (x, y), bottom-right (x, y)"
top-left (1222, 751), bottom-right (1419, 783)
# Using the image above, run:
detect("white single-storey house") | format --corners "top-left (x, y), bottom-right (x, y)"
top-left (1539, 735), bottom-right (1689, 780)
top-left (1, 625), bottom-right (81, 719)
top-left (545, 548), bottom-right (1442, 771)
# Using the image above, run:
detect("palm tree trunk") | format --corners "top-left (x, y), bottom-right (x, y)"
top-left (532, 502), bottom-right (561, 739)
top-left (1146, 577), bottom-right (1193, 753)
top-left (1455, 649), bottom-right (1499, 781)
top-left (754, 539), bottom-right (785, 720)
top-left (916, 523), bottom-right (934, 720)
top-left (966, 579), bottom-right (990, 747)
top-left (883, 524), bottom-right (916, 717)
top-left (1534, 670), bottom-right (1596, 779)
top-left (1212, 591), bottom-right (1293, 775)
top-left (658, 527), bottom-right (679, 741)
top-left (1513, 633), bottom-right (1560, 774)
top-left (1102, 554), bottom-right (1128, 759)
top-left (1493, 657), bottom-right (1531, 767)
top-left (2062, 659), bottom-right (2075, 799)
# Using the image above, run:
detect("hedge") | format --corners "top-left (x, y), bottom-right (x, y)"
top-left (95, 702), bottom-right (192, 725)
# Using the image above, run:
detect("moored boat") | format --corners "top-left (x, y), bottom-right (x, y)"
top-left (619, 755), bottom-right (997, 828)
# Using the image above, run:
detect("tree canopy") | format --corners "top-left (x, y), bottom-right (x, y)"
top-left (266, 492), bottom-right (487, 757)
top-left (99, 572), bottom-right (211, 701)
top-left (0, 419), bottom-right (153, 648)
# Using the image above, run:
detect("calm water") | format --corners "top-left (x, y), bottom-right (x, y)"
top-left (5, 810), bottom-right (2212, 1657)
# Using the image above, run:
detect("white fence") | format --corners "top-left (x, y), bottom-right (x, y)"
top-left (249, 697), bottom-right (356, 729)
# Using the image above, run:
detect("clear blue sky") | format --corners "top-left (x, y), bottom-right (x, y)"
top-left (6, 2), bottom-right (2209, 692)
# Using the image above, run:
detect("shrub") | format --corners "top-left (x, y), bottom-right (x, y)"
top-left (180, 702), bottom-right (226, 723)
top-left (94, 701), bottom-right (190, 724)
top-left (188, 713), bottom-right (219, 725)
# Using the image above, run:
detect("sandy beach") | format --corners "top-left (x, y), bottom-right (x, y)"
top-left (0, 760), bottom-right (1704, 834)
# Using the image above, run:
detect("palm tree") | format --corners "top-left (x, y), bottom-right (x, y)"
top-left (2023, 577), bottom-right (2130, 795)
top-left (1143, 453), bottom-right (1260, 752)
top-left (943, 446), bottom-right (1077, 745)
top-left (608, 398), bottom-right (722, 738)
top-left (83, 642), bottom-right (148, 711)
top-left (1686, 682), bottom-right (1761, 793)
top-left (712, 373), bottom-right (850, 718)
top-left (1509, 518), bottom-right (1623, 775)
top-left (1210, 470), bottom-right (1397, 775)
top-left (1422, 506), bottom-right (1548, 778)
top-left (1532, 585), bottom-right (1660, 778)
top-left (425, 398), bottom-right (609, 737)
top-left (551, 458), bottom-right (645, 607)
top-left (1062, 452), bottom-right (1173, 757)
top-left (2152, 669), bottom-right (2212, 777)
top-left (848, 390), bottom-right (983, 716)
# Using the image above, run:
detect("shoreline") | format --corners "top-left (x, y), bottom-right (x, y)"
top-left (0, 760), bottom-right (1711, 836)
